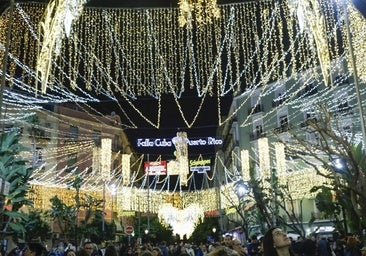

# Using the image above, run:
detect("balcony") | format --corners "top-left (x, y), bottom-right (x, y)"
top-left (249, 131), bottom-right (266, 141)
top-left (272, 96), bottom-right (288, 107)
top-left (248, 103), bottom-right (263, 115)
top-left (300, 117), bottom-right (317, 128)
top-left (296, 83), bottom-right (318, 97)
top-left (274, 124), bottom-right (290, 134)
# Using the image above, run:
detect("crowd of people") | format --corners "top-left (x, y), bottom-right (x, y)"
top-left (4, 228), bottom-right (366, 256)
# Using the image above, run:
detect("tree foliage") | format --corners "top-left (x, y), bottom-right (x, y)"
top-left (0, 129), bottom-right (34, 239)
top-left (285, 104), bottom-right (366, 233)
top-left (12, 209), bottom-right (51, 243)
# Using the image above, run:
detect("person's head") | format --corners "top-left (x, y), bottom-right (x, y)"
top-left (76, 249), bottom-right (89, 256)
top-left (140, 251), bottom-right (153, 256)
top-left (224, 234), bottom-right (233, 246)
top-left (24, 243), bottom-right (45, 256)
top-left (361, 246), bottom-right (366, 256)
top-left (152, 247), bottom-right (162, 256)
top-left (104, 246), bottom-right (117, 256)
top-left (83, 242), bottom-right (94, 256)
top-left (65, 249), bottom-right (76, 256)
top-left (251, 235), bottom-right (258, 243)
top-left (263, 227), bottom-right (292, 256)
top-left (126, 247), bottom-right (133, 255)
top-left (206, 246), bottom-right (229, 256)
top-left (243, 245), bottom-right (248, 255)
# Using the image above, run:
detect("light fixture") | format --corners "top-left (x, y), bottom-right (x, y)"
top-left (234, 180), bottom-right (250, 199)
top-left (212, 227), bottom-right (216, 233)
top-left (178, 0), bottom-right (220, 28)
top-left (330, 156), bottom-right (348, 176)
top-left (144, 229), bottom-right (149, 235)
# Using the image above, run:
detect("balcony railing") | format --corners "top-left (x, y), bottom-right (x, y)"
top-left (272, 96), bottom-right (288, 107)
top-left (248, 104), bottom-right (263, 115)
top-left (249, 131), bottom-right (266, 141)
top-left (274, 124), bottom-right (290, 133)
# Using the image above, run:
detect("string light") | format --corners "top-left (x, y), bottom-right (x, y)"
top-left (36, 0), bottom-right (89, 93)
top-left (158, 203), bottom-right (204, 239)
top-left (1, 0), bottom-right (366, 218)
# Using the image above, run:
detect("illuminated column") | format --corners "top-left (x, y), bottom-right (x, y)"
top-left (240, 149), bottom-right (250, 181)
top-left (101, 138), bottom-right (111, 239)
top-left (172, 132), bottom-right (189, 186)
top-left (122, 154), bottom-right (131, 185)
top-left (101, 138), bottom-right (112, 180)
top-left (275, 142), bottom-right (286, 176)
top-left (93, 147), bottom-right (100, 172)
top-left (258, 137), bottom-right (270, 179)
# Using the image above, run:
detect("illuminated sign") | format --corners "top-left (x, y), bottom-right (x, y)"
top-left (144, 161), bottom-right (167, 175)
top-left (137, 137), bottom-right (222, 147)
top-left (189, 158), bottom-right (211, 173)
top-left (190, 166), bottom-right (211, 173)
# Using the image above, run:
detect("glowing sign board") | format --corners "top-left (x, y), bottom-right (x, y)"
top-left (144, 161), bottom-right (167, 175)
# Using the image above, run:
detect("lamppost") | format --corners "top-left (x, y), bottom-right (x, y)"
top-left (234, 180), bottom-right (250, 200)
top-left (330, 156), bottom-right (348, 234)
top-left (110, 184), bottom-right (117, 219)
top-left (144, 228), bottom-right (149, 243)
top-left (234, 179), bottom-right (250, 240)
top-left (212, 227), bottom-right (217, 242)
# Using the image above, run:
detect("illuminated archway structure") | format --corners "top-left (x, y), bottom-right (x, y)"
top-left (1, 0), bottom-right (366, 237)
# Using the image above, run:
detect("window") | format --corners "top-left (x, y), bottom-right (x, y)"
top-left (251, 117), bottom-right (264, 140)
top-left (304, 82), bottom-right (317, 95)
top-left (279, 115), bottom-right (288, 128)
top-left (112, 134), bottom-right (120, 151)
top-left (67, 153), bottom-right (77, 172)
top-left (92, 130), bottom-right (101, 146)
top-left (69, 126), bottom-right (78, 140)
top-left (113, 159), bottom-right (120, 174)
top-left (255, 124), bottom-right (263, 137)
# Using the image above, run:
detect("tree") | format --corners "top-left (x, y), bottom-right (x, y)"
top-left (284, 104), bottom-right (366, 233)
top-left (48, 196), bottom-right (77, 241)
top-left (0, 129), bottom-right (34, 240)
top-left (248, 169), bottom-right (308, 238)
top-left (189, 217), bottom-right (219, 244)
top-left (136, 216), bottom-right (174, 244)
top-left (13, 209), bottom-right (51, 243)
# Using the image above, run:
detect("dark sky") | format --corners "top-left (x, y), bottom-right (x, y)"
top-left (0, 0), bottom-right (235, 161)
top-left (93, 91), bottom-right (233, 161)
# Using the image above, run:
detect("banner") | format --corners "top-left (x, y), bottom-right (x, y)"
top-left (144, 161), bottom-right (167, 175)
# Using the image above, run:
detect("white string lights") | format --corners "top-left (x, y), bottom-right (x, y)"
top-left (36, 0), bottom-right (89, 93)
top-left (1, 0), bottom-right (366, 217)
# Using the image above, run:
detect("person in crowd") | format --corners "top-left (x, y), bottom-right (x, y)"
top-left (65, 249), bottom-right (76, 256)
top-left (361, 247), bottom-right (366, 256)
top-left (83, 242), bottom-right (95, 256)
top-left (291, 236), bottom-right (303, 255)
top-left (196, 243), bottom-right (208, 256)
top-left (262, 227), bottom-right (295, 256)
top-left (317, 236), bottom-right (332, 256)
top-left (105, 246), bottom-right (118, 256)
top-left (151, 247), bottom-right (161, 256)
top-left (24, 243), bottom-right (47, 256)
top-left (206, 246), bottom-right (225, 256)
top-left (333, 235), bottom-right (346, 256)
top-left (123, 247), bottom-right (135, 256)
top-left (76, 249), bottom-right (89, 256)
top-left (158, 242), bottom-right (168, 256)
top-left (345, 236), bottom-right (361, 256)
top-left (140, 251), bottom-right (153, 256)
top-left (224, 234), bottom-right (234, 248)
top-left (232, 239), bottom-right (248, 256)
top-left (302, 235), bottom-right (317, 256)
top-left (184, 244), bottom-right (194, 256)
top-left (247, 235), bottom-right (260, 256)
